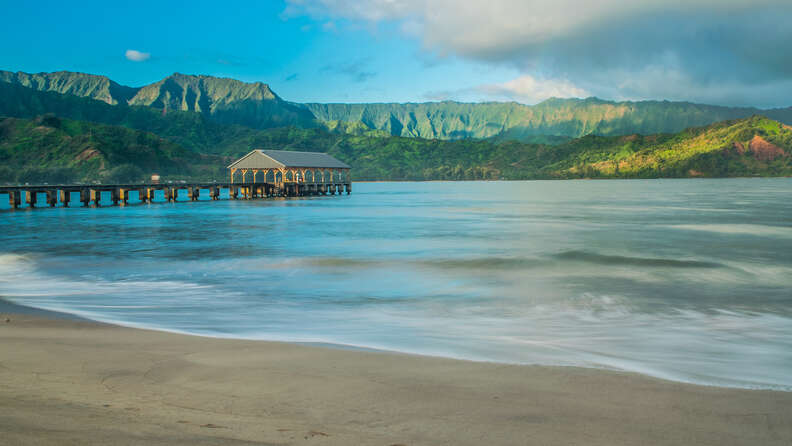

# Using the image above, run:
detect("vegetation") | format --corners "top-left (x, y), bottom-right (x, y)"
top-left (0, 115), bottom-right (226, 184)
top-left (305, 97), bottom-right (792, 141)
top-left (4, 70), bottom-right (791, 143)
top-left (322, 116), bottom-right (792, 180)
top-left (0, 70), bottom-right (790, 184)
top-left (0, 70), bottom-right (316, 130)
top-left (1, 113), bottom-right (788, 184)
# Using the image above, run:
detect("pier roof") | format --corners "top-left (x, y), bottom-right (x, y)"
top-left (228, 150), bottom-right (350, 170)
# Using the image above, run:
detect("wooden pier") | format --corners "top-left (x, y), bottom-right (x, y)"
top-left (0, 180), bottom-right (351, 209)
top-left (1, 149), bottom-right (352, 210)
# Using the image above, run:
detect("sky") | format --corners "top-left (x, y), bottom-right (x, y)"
top-left (1, 0), bottom-right (791, 107)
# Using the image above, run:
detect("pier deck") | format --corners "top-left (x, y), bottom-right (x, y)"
top-left (0, 180), bottom-right (351, 209)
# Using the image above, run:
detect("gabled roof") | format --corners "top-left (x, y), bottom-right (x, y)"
top-left (227, 149), bottom-right (350, 169)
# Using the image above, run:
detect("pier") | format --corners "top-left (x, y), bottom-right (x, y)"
top-left (0, 149), bottom-right (351, 209)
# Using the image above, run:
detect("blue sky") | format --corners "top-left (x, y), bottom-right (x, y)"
top-left (2, 0), bottom-right (791, 107)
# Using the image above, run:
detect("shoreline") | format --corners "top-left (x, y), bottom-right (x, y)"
top-left (4, 297), bottom-right (790, 393)
top-left (1, 307), bottom-right (790, 445)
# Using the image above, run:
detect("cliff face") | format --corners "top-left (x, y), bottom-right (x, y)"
top-left (0, 70), bottom-right (136, 105)
top-left (305, 98), bottom-right (792, 140)
top-left (0, 71), bottom-right (317, 130)
top-left (126, 73), bottom-right (316, 129)
top-left (2, 69), bottom-right (792, 142)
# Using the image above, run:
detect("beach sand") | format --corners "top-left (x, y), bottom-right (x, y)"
top-left (0, 310), bottom-right (790, 445)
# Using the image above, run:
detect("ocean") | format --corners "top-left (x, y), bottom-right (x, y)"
top-left (1, 179), bottom-right (790, 390)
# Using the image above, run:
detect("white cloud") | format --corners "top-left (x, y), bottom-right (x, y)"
top-left (479, 75), bottom-right (588, 104)
top-left (125, 49), bottom-right (150, 62)
top-left (424, 75), bottom-right (588, 104)
top-left (284, 0), bottom-right (792, 107)
top-left (284, 0), bottom-right (779, 52)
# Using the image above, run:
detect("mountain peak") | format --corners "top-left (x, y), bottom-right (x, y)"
top-left (0, 69), bottom-right (133, 105)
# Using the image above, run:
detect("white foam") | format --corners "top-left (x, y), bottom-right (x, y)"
top-left (669, 224), bottom-right (792, 238)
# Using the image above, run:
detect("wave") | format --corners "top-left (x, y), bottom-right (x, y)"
top-left (668, 224), bottom-right (792, 238)
top-left (552, 250), bottom-right (724, 268)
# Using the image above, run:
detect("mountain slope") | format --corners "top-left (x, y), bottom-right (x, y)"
top-left (546, 115), bottom-right (792, 178)
top-left (304, 98), bottom-right (792, 140)
top-left (1, 112), bottom-right (788, 184)
top-left (0, 115), bottom-right (225, 184)
top-left (3, 70), bottom-right (791, 142)
top-left (0, 70), bottom-right (317, 130)
top-left (322, 116), bottom-right (791, 180)
top-left (128, 73), bottom-right (317, 129)
top-left (0, 80), bottom-right (293, 157)
top-left (0, 70), bottom-right (136, 105)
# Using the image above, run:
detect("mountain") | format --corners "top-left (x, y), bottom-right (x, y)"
top-left (3, 112), bottom-right (788, 185)
top-left (127, 73), bottom-right (316, 129)
top-left (0, 70), bottom-right (790, 184)
top-left (522, 115), bottom-right (792, 179)
top-left (304, 98), bottom-right (792, 141)
top-left (0, 70), bottom-right (136, 105)
top-left (323, 116), bottom-right (792, 180)
top-left (0, 80), bottom-right (304, 157)
top-left (0, 70), bottom-right (317, 130)
top-left (3, 70), bottom-right (791, 143)
top-left (0, 115), bottom-right (225, 184)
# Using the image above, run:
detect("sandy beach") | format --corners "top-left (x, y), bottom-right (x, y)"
top-left (0, 309), bottom-right (790, 446)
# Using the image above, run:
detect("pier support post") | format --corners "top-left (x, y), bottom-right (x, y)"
top-left (188, 186), bottom-right (199, 201)
top-left (9, 190), bottom-right (20, 209)
top-left (111, 189), bottom-right (120, 206)
top-left (46, 190), bottom-right (58, 207)
top-left (59, 190), bottom-right (70, 207)
top-left (230, 187), bottom-right (238, 199)
top-left (137, 189), bottom-right (147, 203)
top-left (26, 191), bottom-right (37, 207)
top-left (346, 184), bottom-right (351, 195)
top-left (91, 189), bottom-right (101, 206)
top-left (80, 189), bottom-right (90, 207)
top-left (147, 188), bottom-right (157, 202)
top-left (210, 186), bottom-right (220, 200)
top-left (118, 189), bottom-right (129, 205)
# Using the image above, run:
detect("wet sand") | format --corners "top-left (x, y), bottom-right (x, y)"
top-left (1, 310), bottom-right (790, 446)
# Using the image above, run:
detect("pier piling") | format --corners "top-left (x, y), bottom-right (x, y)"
top-left (8, 190), bottom-right (20, 209)
top-left (46, 190), bottom-right (58, 207)
top-left (119, 189), bottom-right (130, 205)
top-left (26, 191), bottom-right (37, 207)
top-left (59, 190), bottom-right (70, 207)
top-left (3, 178), bottom-right (350, 212)
top-left (91, 189), bottom-right (101, 207)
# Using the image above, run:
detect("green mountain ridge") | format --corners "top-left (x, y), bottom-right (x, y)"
top-left (0, 70), bottom-right (316, 130)
top-left (0, 69), bottom-right (790, 184)
top-left (0, 115), bottom-right (225, 184)
top-left (3, 69), bottom-right (791, 142)
top-left (2, 112), bottom-right (789, 184)
top-left (304, 98), bottom-right (792, 141)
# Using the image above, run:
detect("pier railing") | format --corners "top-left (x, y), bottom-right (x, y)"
top-left (0, 180), bottom-right (351, 209)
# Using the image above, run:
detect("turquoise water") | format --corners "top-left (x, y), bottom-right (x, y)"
top-left (1, 179), bottom-right (791, 389)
